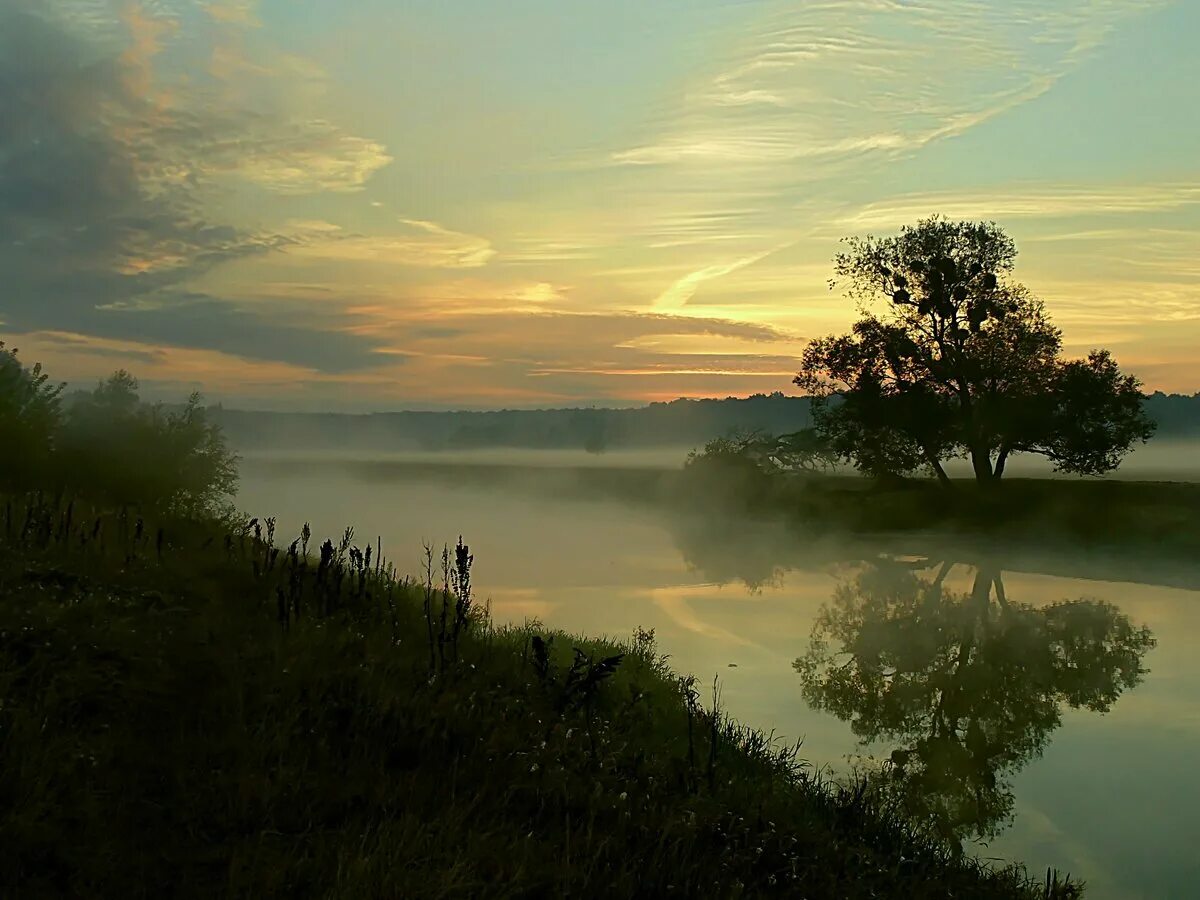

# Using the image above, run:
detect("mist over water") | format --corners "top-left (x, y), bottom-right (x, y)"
top-left (237, 450), bottom-right (1200, 900)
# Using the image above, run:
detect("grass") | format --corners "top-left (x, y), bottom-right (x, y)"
top-left (0, 493), bottom-right (1083, 899)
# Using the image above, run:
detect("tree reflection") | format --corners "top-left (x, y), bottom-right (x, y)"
top-left (794, 558), bottom-right (1156, 843)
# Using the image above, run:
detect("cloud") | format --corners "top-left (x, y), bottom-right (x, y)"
top-left (0, 1), bottom-right (391, 371)
top-left (611, 1), bottom-right (1165, 173)
top-left (7, 328), bottom-right (348, 401)
top-left (203, 0), bottom-right (261, 27)
top-left (4, 0), bottom-right (1191, 404)
top-left (566, 0), bottom-right (1173, 278)
top-left (503, 283), bottom-right (569, 305)
top-left (286, 219), bottom-right (497, 269)
top-left (82, 294), bottom-right (390, 372)
top-left (654, 245), bottom-right (789, 310)
top-left (10, 307), bottom-right (811, 409)
top-left (502, 239), bottom-right (600, 264)
top-left (836, 183), bottom-right (1200, 232)
top-left (194, 125), bottom-right (392, 195)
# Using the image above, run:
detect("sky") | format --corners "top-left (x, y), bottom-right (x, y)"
top-left (1, 0), bottom-right (1197, 410)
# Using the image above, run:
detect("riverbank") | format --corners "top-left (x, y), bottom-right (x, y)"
top-left (0, 494), bottom-right (1076, 899)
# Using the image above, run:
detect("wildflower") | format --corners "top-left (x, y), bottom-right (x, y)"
top-left (530, 763), bottom-right (539, 773)
top-left (618, 792), bottom-right (628, 802)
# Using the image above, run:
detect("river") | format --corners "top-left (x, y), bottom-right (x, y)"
top-left (236, 453), bottom-right (1200, 900)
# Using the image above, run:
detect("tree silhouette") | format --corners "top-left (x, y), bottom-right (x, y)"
top-left (58, 371), bottom-right (238, 516)
top-left (795, 217), bottom-right (1155, 485)
top-left (0, 341), bottom-right (63, 493)
top-left (794, 557), bottom-right (1155, 843)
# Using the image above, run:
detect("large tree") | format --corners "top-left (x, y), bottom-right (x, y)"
top-left (795, 217), bottom-right (1155, 485)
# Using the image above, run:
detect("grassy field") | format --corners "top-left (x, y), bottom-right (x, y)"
top-left (0, 493), bottom-right (1080, 899)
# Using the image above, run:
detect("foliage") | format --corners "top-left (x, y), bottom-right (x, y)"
top-left (683, 428), bottom-right (839, 506)
top-left (795, 217), bottom-right (1155, 484)
top-left (683, 431), bottom-right (778, 507)
top-left (1030, 350), bottom-right (1159, 476)
top-left (764, 428), bottom-right (841, 474)
top-left (0, 342), bottom-right (63, 492)
top-left (0, 494), bottom-right (1078, 899)
top-left (795, 558), bottom-right (1155, 843)
top-left (0, 349), bottom-right (238, 515)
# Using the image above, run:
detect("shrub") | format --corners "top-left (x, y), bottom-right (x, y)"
top-left (58, 371), bottom-right (238, 516)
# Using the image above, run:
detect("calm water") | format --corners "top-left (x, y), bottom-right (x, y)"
top-left (237, 456), bottom-right (1200, 900)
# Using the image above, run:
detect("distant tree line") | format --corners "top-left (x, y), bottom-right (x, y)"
top-left (1, 341), bottom-right (237, 516)
top-left (210, 394), bottom-right (817, 453)
top-left (208, 389), bottom-right (1197, 458)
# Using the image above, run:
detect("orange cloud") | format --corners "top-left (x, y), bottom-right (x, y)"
top-left (118, 1), bottom-right (176, 103)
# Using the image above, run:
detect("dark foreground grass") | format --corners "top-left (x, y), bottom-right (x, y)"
top-left (1, 496), bottom-right (1080, 899)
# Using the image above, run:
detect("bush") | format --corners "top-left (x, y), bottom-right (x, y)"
top-left (58, 371), bottom-right (238, 516)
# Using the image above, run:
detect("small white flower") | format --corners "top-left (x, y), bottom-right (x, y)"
top-left (530, 763), bottom-right (539, 773)
top-left (618, 792), bottom-right (628, 802)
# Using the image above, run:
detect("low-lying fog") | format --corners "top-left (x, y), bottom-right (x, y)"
top-left (239, 438), bottom-right (1200, 481)
top-left (237, 448), bottom-right (1200, 900)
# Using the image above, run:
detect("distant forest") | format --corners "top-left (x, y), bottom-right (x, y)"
top-left (213, 391), bottom-right (1200, 453)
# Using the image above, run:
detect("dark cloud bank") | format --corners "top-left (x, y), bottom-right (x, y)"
top-left (0, 3), bottom-right (386, 372)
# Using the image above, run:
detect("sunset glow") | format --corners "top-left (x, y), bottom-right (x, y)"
top-left (2, 0), bottom-right (1197, 408)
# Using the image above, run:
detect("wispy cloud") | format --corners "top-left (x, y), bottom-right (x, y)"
top-left (610, 1), bottom-right (1165, 172)
top-left (654, 245), bottom-right (789, 310)
top-left (836, 183), bottom-right (1200, 232)
top-left (199, 126), bottom-right (392, 194)
top-left (287, 219), bottom-right (496, 269)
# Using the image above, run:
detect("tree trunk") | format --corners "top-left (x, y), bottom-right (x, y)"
top-left (969, 445), bottom-right (994, 483)
top-left (993, 447), bottom-right (1010, 480)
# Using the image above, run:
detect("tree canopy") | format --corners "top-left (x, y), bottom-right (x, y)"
top-left (0, 342), bottom-right (63, 493)
top-left (795, 217), bottom-right (1155, 485)
top-left (59, 371), bottom-right (239, 516)
top-left (0, 346), bottom-right (237, 516)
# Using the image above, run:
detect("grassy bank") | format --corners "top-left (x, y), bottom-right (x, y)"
top-left (768, 475), bottom-right (1200, 553)
top-left (0, 494), bottom-right (1078, 898)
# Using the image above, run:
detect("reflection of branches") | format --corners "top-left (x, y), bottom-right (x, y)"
top-left (795, 559), bottom-right (1155, 843)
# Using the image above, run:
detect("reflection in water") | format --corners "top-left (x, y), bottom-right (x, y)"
top-left (794, 558), bottom-right (1156, 843)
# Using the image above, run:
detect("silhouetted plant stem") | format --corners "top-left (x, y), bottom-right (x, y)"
top-left (422, 544), bottom-right (437, 675)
